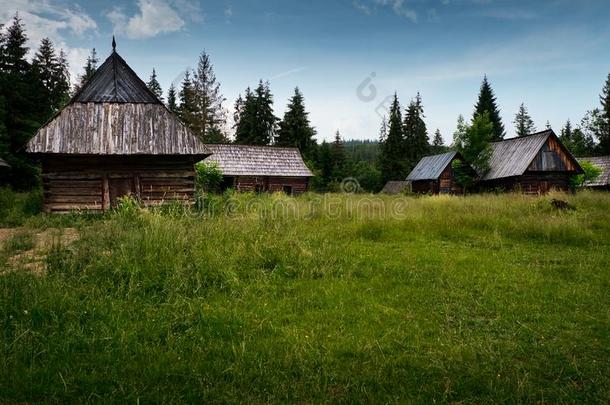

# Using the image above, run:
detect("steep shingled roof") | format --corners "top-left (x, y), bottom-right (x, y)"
top-left (381, 181), bottom-right (410, 194)
top-left (406, 151), bottom-right (457, 181)
top-left (71, 48), bottom-right (160, 104)
top-left (482, 131), bottom-right (551, 180)
top-left (579, 156), bottom-right (610, 187)
top-left (27, 42), bottom-right (208, 156)
top-left (203, 144), bottom-right (313, 177)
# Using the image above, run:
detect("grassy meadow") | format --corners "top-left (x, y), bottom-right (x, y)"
top-left (1, 190), bottom-right (609, 403)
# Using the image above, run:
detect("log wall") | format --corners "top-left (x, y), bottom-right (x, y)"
top-left (231, 176), bottom-right (309, 195)
top-left (40, 155), bottom-right (200, 213)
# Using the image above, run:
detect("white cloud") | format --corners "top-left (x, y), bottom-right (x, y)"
top-left (0, 0), bottom-right (98, 82)
top-left (106, 0), bottom-right (202, 39)
top-left (352, 0), bottom-right (417, 23)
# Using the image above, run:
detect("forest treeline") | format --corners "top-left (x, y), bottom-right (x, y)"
top-left (1, 13), bottom-right (609, 192)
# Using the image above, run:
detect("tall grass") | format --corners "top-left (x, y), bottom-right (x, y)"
top-left (1, 191), bottom-right (609, 402)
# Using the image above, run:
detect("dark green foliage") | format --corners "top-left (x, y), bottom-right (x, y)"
top-left (451, 159), bottom-right (474, 193)
top-left (276, 87), bottom-right (316, 160)
top-left (178, 70), bottom-right (197, 128)
top-left (378, 94), bottom-right (407, 184)
top-left (560, 120), bottom-right (595, 157)
top-left (453, 113), bottom-right (494, 174)
top-left (234, 81), bottom-right (277, 145)
top-left (0, 14), bottom-right (47, 190)
top-left (331, 131), bottom-right (347, 179)
top-left (166, 83), bottom-right (178, 113)
top-left (513, 103), bottom-right (536, 137)
top-left (75, 48), bottom-right (98, 91)
top-left (570, 160), bottom-right (602, 188)
top-left (431, 129), bottom-right (448, 154)
top-left (403, 92), bottom-right (429, 171)
top-left (195, 161), bottom-right (224, 195)
top-left (191, 51), bottom-right (227, 143)
top-left (351, 160), bottom-right (382, 192)
top-left (597, 74), bottom-right (610, 154)
top-left (32, 38), bottom-right (70, 113)
top-left (344, 140), bottom-right (379, 163)
top-left (146, 68), bottom-right (163, 101)
top-left (474, 76), bottom-right (505, 140)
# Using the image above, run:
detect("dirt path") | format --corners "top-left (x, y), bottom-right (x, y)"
top-left (0, 228), bottom-right (79, 276)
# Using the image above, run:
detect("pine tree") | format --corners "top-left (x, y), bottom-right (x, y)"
top-left (474, 76), bottom-right (505, 140)
top-left (513, 102), bottom-right (536, 137)
top-left (1, 14), bottom-right (29, 75)
top-left (454, 112), bottom-right (494, 174)
top-left (330, 130), bottom-right (346, 180)
top-left (32, 38), bottom-right (70, 114)
top-left (146, 68), bottom-right (163, 101)
top-left (178, 70), bottom-right (197, 128)
top-left (403, 92), bottom-right (429, 171)
top-left (377, 93), bottom-right (406, 183)
top-left (599, 73), bottom-right (610, 154)
top-left (276, 87), bottom-right (317, 159)
top-left (76, 48), bottom-right (98, 90)
top-left (317, 140), bottom-right (333, 186)
top-left (431, 129), bottom-right (445, 153)
top-left (378, 116), bottom-right (388, 143)
top-left (559, 120), bottom-right (594, 156)
top-left (234, 81), bottom-right (277, 145)
top-left (191, 51), bottom-right (227, 143)
top-left (232, 93), bottom-right (245, 132)
top-left (167, 83), bottom-right (178, 113)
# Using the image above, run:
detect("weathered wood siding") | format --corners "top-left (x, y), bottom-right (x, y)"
top-left (527, 136), bottom-right (579, 172)
top-left (29, 103), bottom-right (208, 155)
top-left (231, 176), bottom-right (309, 195)
top-left (41, 156), bottom-right (198, 213)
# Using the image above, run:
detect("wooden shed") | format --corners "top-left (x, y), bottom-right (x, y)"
top-left (381, 181), bottom-right (410, 195)
top-left (578, 156), bottom-right (610, 190)
top-left (202, 144), bottom-right (313, 195)
top-left (27, 40), bottom-right (209, 213)
top-left (480, 130), bottom-right (582, 194)
top-left (406, 151), bottom-right (465, 194)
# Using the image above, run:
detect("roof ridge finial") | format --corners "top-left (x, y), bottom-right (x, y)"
top-left (112, 35), bottom-right (116, 52)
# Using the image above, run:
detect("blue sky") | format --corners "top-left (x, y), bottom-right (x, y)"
top-left (2, 0), bottom-right (610, 143)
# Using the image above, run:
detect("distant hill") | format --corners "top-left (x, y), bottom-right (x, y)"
top-left (344, 139), bottom-right (379, 164)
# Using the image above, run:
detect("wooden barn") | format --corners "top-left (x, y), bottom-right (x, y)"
top-left (27, 40), bottom-right (209, 213)
top-left (480, 130), bottom-right (582, 194)
top-left (406, 151), bottom-right (466, 194)
top-left (381, 181), bottom-right (410, 195)
top-left (578, 156), bottom-right (610, 190)
top-left (203, 144), bottom-right (313, 195)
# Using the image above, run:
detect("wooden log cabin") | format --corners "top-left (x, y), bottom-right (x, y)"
top-left (27, 39), bottom-right (209, 213)
top-left (406, 151), bottom-right (466, 194)
top-left (479, 130), bottom-right (582, 193)
top-left (202, 144), bottom-right (313, 195)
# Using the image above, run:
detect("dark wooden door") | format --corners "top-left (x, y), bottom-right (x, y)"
top-left (109, 177), bottom-right (136, 207)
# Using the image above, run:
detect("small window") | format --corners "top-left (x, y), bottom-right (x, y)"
top-left (283, 185), bottom-right (293, 195)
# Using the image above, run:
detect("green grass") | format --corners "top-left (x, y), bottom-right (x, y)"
top-left (1, 191), bottom-right (609, 403)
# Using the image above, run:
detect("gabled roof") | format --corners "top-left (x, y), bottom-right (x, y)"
top-left (579, 156), bottom-right (610, 187)
top-left (28, 42), bottom-right (208, 156)
top-left (482, 129), bottom-right (581, 180)
top-left (406, 151), bottom-right (458, 181)
top-left (71, 50), bottom-right (160, 104)
top-left (203, 144), bottom-right (313, 177)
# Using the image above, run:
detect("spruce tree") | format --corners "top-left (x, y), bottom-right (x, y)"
top-left (454, 113), bottom-right (494, 174)
top-left (1, 14), bottom-right (28, 75)
top-left (403, 92), bottom-right (429, 171)
top-left (330, 130), bottom-right (347, 180)
top-left (233, 93), bottom-right (245, 132)
top-left (560, 120), bottom-right (573, 146)
top-left (599, 73), bottom-right (610, 154)
top-left (378, 116), bottom-right (388, 143)
top-left (146, 68), bottom-right (163, 101)
top-left (167, 83), bottom-right (178, 113)
top-left (432, 129), bottom-right (445, 153)
top-left (276, 87), bottom-right (316, 159)
top-left (191, 51), bottom-right (227, 143)
top-left (32, 38), bottom-right (70, 114)
top-left (513, 102), bottom-right (536, 137)
top-left (76, 48), bottom-right (98, 90)
top-left (377, 93), bottom-right (406, 183)
top-left (317, 140), bottom-right (333, 186)
top-left (474, 76), bottom-right (505, 140)
top-left (235, 81), bottom-right (277, 145)
top-left (178, 70), bottom-right (197, 129)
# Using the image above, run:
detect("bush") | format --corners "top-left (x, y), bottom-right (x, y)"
top-left (571, 160), bottom-right (602, 188)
